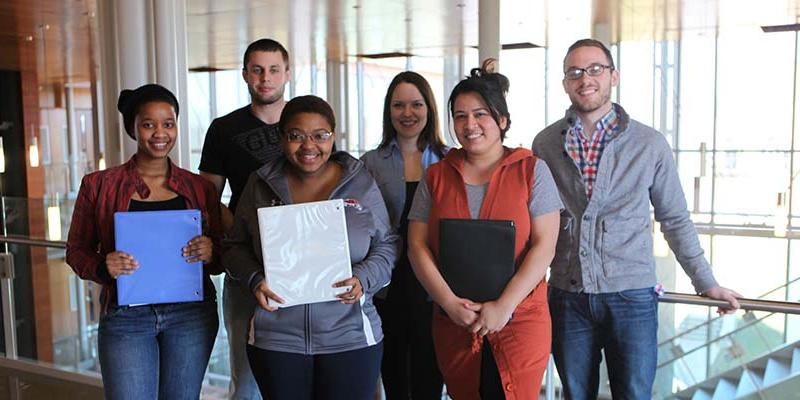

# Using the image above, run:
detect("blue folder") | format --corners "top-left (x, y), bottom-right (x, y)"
top-left (114, 209), bottom-right (204, 305)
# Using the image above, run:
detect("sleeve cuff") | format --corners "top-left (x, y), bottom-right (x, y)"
top-left (248, 272), bottom-right (265, 294)
top-left (97, 262), bottom-right (114, 284)
top-left (353, 267), bottom-right (370, 294)
top-left (693, 274), bottom-right (720, 295)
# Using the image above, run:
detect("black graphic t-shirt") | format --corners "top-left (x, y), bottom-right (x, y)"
top-left (199, 105), bottom-right (283, 212)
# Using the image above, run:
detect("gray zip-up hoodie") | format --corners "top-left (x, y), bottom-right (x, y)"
top-left (532, 104), bottom-right (718, 294)
top-left (224, 151), bottom-right (399, 354)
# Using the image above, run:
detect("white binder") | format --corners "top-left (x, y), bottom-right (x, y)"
top-left (257, 199), bottom-right (352, 308)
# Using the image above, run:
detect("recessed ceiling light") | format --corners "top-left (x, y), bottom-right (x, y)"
top-left (188, 66), bottom-right (225, 72)
top-left (468, 42), bottom-right (542, 50)
top-left (761, 23), bottom-right (800, 33)
top-left (356, 51), bottom-right (414, 59)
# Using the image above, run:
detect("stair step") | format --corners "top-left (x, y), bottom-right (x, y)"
top-left (764, 357), bottom-right (791, 385)
top-left (711, 378), bottom-right (737, 400)
top-left (735, 368), bottom-right (763, 397)
top-left (690, 388), bottom-right (713, 400)
top-left (792, 347), bottom-right (800, 374)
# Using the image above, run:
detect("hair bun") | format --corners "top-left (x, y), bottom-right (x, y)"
top-left (481, 58), bottom-right (497, 74)
top-left (117, 89), bottom-right (135, 113)
top-left (469, 58), bottom-right (509, 95)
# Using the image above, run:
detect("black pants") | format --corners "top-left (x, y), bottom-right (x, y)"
top-left (375, 298), bottom-right (444, 399)
top-left (480, 337), bottom-right (506, 400)
top-left (247, 342), bottom-right (383, 400)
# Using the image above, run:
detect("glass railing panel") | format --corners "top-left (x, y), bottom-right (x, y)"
top-left (0, 355), bottom-right (103, 399)
top-left (4, 194), bottom-right (799, 400)
top-left (0, 238), bottom-right (234, 389)
top-left (653, 293), bottom-right (800, 398)
top-left (0, 194), bottom-right (234, 392)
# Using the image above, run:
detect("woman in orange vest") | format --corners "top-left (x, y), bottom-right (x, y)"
top-left (407, 60), bottom-right (562, 399)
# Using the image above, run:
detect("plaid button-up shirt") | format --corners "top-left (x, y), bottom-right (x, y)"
top-left (65, 155), bottom-right (223, 312)
top-left (564, 107), bottom-right (620, 198)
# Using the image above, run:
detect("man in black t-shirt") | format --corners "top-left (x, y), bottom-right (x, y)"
top-left (199, 38), bottom-right (290, 400)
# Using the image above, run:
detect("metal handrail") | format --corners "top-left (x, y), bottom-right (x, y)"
top-left (657, 277), bottom-right (800, 348)
top-left (0, 235), bottom-right (66, 249)
top-left (658, 292), bottom-right (800, 315)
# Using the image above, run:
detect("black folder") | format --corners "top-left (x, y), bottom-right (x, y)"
top-left (438, 219), bottom-right (516, 302)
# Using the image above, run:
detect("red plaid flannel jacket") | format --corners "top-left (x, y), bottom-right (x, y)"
top-left (65, 155), bottom-right (223, 311)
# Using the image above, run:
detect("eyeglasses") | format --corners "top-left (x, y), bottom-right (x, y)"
top-left (286, 130), bottom-right (334, 143)
top-left (564, 63), bottom-right (614, 80)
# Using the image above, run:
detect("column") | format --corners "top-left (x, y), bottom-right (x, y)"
top-left (95, 0), bottom-right (191, 168)
top-left (153, 0), bottom-right (191, 168)
top-left (326, 60), bottom-right (349, 151)
top-left (479, 0), bottom-right (501, 67)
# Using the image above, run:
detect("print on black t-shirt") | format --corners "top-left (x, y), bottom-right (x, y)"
top-left (232, 125), bottom-right (282, 164)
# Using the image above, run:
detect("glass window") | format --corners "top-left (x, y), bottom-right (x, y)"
top-left (787, 241), bottom-right (800, 341)
top-left (715, 29), bottom-right (794, 150)
top-left (677, 30), bottom-right (715, 151)
top-left (293, 61), bottom-right (313, 97)
top-left (503, 48), bottom-right (546, 148)
top-left (618, 40), bottom-right (655, 126)
top-left (360, 57), bottom-right (406, 152)
top-left (712, 152), bottom-right (790, 223)
top-left (676, 152), bottom-right (709, 217)
top-left (187, 72), bottom-right (210, 173)
top-left (711, 236), bottom-right (787, 298)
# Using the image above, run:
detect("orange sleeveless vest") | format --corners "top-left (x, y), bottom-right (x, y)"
top-left (425, 147), bottom-right (550, 400)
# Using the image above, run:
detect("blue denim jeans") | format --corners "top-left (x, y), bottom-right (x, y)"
top-left (223, 275), bottom-right (262, 399)
top-left (549, 287), bottom-right (658, 400)
top-left (98, 300), bottom-right (219, 400)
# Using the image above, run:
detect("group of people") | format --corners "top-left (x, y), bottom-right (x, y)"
top-left (65, 37), bottom-right (741, 400)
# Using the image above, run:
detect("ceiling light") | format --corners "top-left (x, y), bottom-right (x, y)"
top-left (356, 52), bottom-right (414, 59)
top-left (469, 42), bottom-right (542, 50)
top-left (761, 24), bottom-right (800, 33)
top-left (501, 42), bottom-right (542, 50)
top-left (29, 136), bottom-right (40, 168)
top-left (0, 137), bottom-right (5, 173)
top-left (188, 66), bottom-right (225, 72)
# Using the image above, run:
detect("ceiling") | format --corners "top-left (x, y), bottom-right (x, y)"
top-left (0, 0), bottom-right (95, 88)
top-left (185, 0), bottom-right (481, 70)
top-left (1, 0), bottom-right (799, 88)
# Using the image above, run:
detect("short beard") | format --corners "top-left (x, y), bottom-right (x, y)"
top-left (570, 89), bottom-right (611, 114)
top-left (249, 86), bottom-right (284, 106)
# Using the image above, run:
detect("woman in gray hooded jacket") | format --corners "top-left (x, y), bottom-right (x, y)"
top-left (224, 95), bottom-right (399, 400)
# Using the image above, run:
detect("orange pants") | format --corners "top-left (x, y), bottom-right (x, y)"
top-left (432, 285), bottom-right (551, 400)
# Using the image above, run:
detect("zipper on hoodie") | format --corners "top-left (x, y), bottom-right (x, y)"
top-left (304, 304), bottom-right (311, 354)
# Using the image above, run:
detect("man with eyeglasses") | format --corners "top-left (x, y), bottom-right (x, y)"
top-left (532, 38), bottom-right (741, 399)
top-left (199, 38), bottom-right (291, 400)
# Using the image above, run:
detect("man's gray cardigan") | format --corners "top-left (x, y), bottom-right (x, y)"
top-left (532, 104), bottom-right (718, 294)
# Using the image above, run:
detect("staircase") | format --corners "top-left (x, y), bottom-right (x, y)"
top-left (653, 277), bottom-right (800, 400)
top-left (668, 342), bottom-right (800, 399)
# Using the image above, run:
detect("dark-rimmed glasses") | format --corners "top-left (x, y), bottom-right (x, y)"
top-left (564, 63), bottom-right (614, 80)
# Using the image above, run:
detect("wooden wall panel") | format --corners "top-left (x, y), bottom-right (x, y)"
top-left (18, 19), bottom-right (53, 362)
